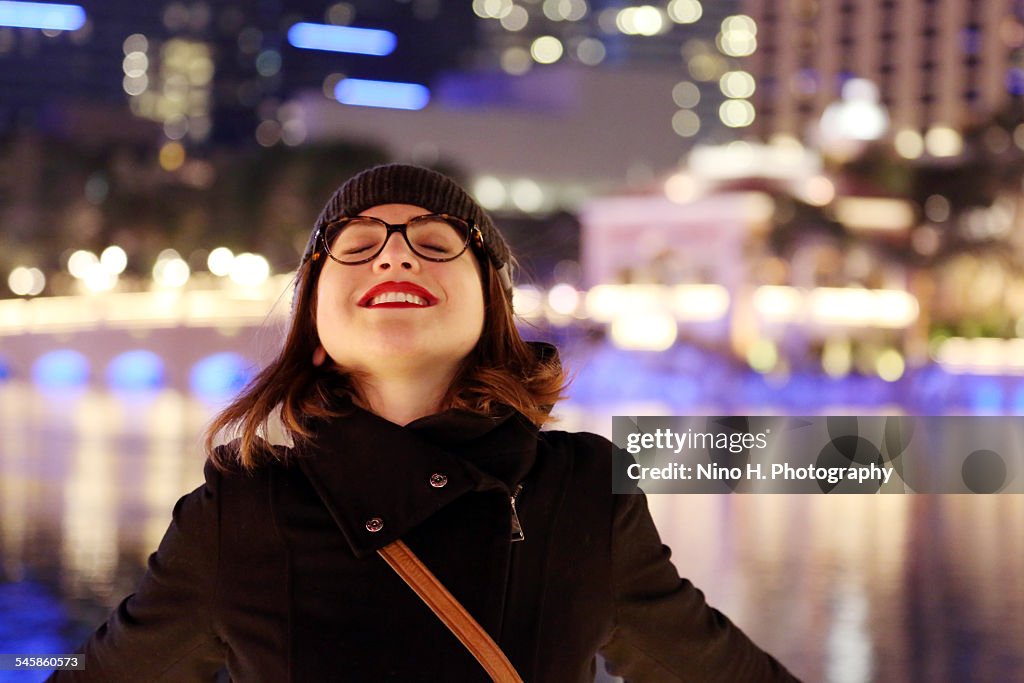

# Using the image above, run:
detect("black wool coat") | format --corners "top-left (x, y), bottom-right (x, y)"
top-left (50, 403), bottom-right (800, 682)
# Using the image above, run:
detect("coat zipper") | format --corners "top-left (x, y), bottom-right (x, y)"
top-left (510, 483), bottom-right (525, 542)
top-left (498, 482), bottom-right (525, 646)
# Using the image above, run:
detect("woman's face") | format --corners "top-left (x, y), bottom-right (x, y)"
top-left (314, 203), bottom-right (486, 377)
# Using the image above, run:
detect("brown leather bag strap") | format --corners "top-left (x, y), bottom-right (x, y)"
top-left (377, 539), bottom-right (524, 683)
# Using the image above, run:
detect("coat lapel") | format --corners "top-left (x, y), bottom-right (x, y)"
top-left (296, 406), bottom-right (538, 558)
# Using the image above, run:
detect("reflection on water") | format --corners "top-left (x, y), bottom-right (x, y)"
top-left (0, 381), bottom-right (1021, 682)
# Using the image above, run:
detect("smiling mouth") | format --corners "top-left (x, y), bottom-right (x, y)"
top-left (364, 291), bottom-right (431, 308)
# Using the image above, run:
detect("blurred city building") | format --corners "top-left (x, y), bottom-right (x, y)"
top-left (8, 1), bottom-right (1024, 394)
top-left (743, 0), bottom-right (1015, 147)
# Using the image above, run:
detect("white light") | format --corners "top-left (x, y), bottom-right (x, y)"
top-left (122, 51), bottom-right (147, 77)
top-left (610, 312), bottom-right (677, 351)
top-left (872, 290), bottom-right (920, 328)
top-left (478, 0), bottom-right (513, 19)
top-left (664, 172), bottom-right (698, 203)
top-left (632, 6), bottom-right (665, 35)
top-left (153, 252), bottom-right (190, 288)
top-left (548, 283), bottom-right (580, 315)
top-left (83, 264), bottom-right (117, 292)
top-left (925, 126), bottom-right (963, 157)
top-left (510, 178), bottom-right (544, 212)
top-left (833, 198), bottom-right (915, 232)
top-left (122, 74), bottom-right (148, 96)
top-left (543, 0), bottom-right (587, 21)
top-left (820, 82), bottom-right (889, 141)
top-left (670, 284), bottom-right (730, 321)
top-left (720, 70), bottom-right (755, 99)
top-left (803, 176), bottom-right (835, 206)
top-left (894, 129), bottom-right (924, 159)
top-left (753, 286), bottom-right (803, 322)
top-left (809, 288), bottom-right (919, 328)
top-left (617, 6), bottom-right (665, 36)
top-left (122, 33), bottom-right (147, 54)
top-left (722, 14), bottom-right (756, 34)
top-left (229, 253), bottom-right (270, 287)
top-left (615, 7), bottom-right (635, 33)
top-left (67, 250), bottom-right (98, 279)
top-left (936, 337), bottom-right (1024, 375)
top-left (207, 247), bottom-right (234, 276)
top-left (717, 18), bottom-right (757, 57)
top-left (585, 284), bottom-right (664, 322)
top-left (719, 99), bottom-right (755, 127)
top-left (512, 285), bottom-right (544, 319)
top-left (576, 37), bottom-right (606, 65)
top-left (672, 81), bottom-right (700, 108)
top-left (667, 0), bottom-right (702, 24)
top-left (501, 46), bottom-right (532, 75)
top-left (473, 176), bottom-right (506, 210)
top-left (671, 109), bottom-right (701, 137)
top-left (500, 5), bottom-right (528, 30)
top-left (8, 266), bottom-right (45, 296)
top-left (530, 35), bottom-right (563, 64)
top-left (100, 246), bottom-right (127, 274)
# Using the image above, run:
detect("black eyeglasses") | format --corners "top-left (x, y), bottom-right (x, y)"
top-left (315, 213), bottom-right (483, 265)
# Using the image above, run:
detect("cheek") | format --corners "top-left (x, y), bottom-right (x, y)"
top-left (314, 272), bottom-right (349, 332)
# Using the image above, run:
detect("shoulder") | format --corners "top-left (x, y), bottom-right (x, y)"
top-left (204, 439), bottom-right (299, 496)
top-left (537, 429), bottom-right (617, 485)
top-left (539, 428), bottom-right (614, 457)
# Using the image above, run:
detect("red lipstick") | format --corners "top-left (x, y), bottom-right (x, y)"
top-left (359, 281), bottom-right (438, 308)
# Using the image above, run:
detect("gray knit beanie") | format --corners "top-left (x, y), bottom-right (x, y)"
top-left (297, 164), bottom-right (514, 301)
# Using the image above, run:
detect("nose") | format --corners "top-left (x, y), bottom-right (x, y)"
top-left (372, 229), bottom-right (419, 273)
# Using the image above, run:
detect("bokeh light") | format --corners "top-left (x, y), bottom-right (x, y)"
top-left (671, 110), bottom-right (701, 137)
top-left (33, 350), bottom-right (90, 389)
top-left (672, 81), bottom-right (700, 108)
top-left (473, 176), bottom-right (507, 210)
top-left (106, 350), bottom-right (166, 391)
top-left (576, 37), bottom-right (606, 65)
top-left (207, 247), bottom-right (235, 276)
top-left (720, 70), bottom-right (756, 99)
top-left (530, 36), bottom-right (564, 64)
top-left (719, 99), bottom-right (756, 127)
top-left (229, 253), bottom-right (270, 286)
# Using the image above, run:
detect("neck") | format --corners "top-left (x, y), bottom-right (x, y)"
top-left (355, 363), bottom-right (460, 426)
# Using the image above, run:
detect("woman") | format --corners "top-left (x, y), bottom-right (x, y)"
top-left (51, 164), bottom-right (799, 682)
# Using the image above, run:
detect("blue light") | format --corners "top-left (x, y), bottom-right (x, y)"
top-left (0, 1), bottom-right (86, 30)
top-left (32, 349), bottom-right (89, 389)
top-left (335, 78), bottom-right (430, 110)
top-left (287, 22), bottom-right (396, 56)
top-left (1007, 68), bottom-right (1024, 96)
top-left (190, 352), bottom-right (255, 400)
top-left (106, 350), bottom-right (166, 392)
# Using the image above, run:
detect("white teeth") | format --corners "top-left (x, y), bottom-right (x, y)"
top-left (367, 291), bottom-right (428, 307)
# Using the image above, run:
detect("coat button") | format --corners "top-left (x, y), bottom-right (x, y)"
top-left (365, 517), bottom-right (384, 533)
top-left (429, 473), bottom-right (448, 488)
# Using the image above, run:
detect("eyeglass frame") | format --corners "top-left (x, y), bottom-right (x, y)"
top-left (313, 213), bottom-right (484, 266)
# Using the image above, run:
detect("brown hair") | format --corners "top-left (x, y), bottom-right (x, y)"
top-left (205, 249), bottom-right (567, 470)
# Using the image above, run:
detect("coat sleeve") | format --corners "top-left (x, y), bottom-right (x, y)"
top-left (598, 488), bottom-right (801, 682)
top-left (47, 459), bottom-right (227, 682)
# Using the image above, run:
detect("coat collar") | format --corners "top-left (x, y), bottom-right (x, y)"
top-left (296, 403), bottom-right (540, 559)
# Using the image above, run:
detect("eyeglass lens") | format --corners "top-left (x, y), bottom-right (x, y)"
top-left (326, 216), bottom-right (469, 263)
